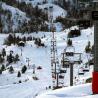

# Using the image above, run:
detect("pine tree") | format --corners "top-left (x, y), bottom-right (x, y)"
top-left (9, 66), bottom-right (14, 74)
top-left (1, 64), bottom-right (5, 71)
top-left (7, 53), bottom-right (14, 64)
top-left (21, 65), bottom-right (27, 74)
top-left (5, 34), bottom-right (14, 45)
top-left (14, 54), bottom-right (19, 63)
top-left (2, 48), bottom-right (6, 57)
top-left (17, 71), bottom-right (21, 77)
top-left (0, 54), bottom-right (4, 64)
top-left (0, 69), bottom-right (2, 74)
top-left (85, 41), bottom-right (91, 53)
top-left (67, 39), bottom-right (72, 46)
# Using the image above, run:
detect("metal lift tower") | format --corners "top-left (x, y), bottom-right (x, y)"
top-left (48, 6), bottom-right (60, 89)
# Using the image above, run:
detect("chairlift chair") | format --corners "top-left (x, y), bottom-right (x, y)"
top-left (60, 69), bottom-right (66, 73)
top-left (66, 52), bottom-right (74, 56)
top-left (78, 68), bottom-right (84, 75)
top-left (64, 46), bottom-right (75, 57)
top-left (59, 75), bottom-right (64, 79)
top-left (83, 65), bottom-right (89, 72)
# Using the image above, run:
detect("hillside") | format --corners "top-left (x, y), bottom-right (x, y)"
top-left (0, 2), bottom-right (29, 33)
top-left (0, 0), bottom-right (67, 33)
top-left (0, 1), bottom-right (95, 98)
top-left (0, 25), bottom-right (94, 98)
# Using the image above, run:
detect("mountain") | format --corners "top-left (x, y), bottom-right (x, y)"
top-left (0, 0), bottom-right (68, 33)
top-left (0, 2), bottom-right (29, 33)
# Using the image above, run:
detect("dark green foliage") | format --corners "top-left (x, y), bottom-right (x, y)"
top-left (7, 53), bottom-right (14, 64)
top-left (22, 36), bottom-right (26, 42)
top-left (86, 78), bottom-right (92, 83)
top-left (1, 64), bottom-right (5, 71)
top-left (21, 65), bottom-right (27, 74)
top-left (0, 6), bottom-right (12, 33)
top-left (55, 16), bottom-right (75, 28)
top-left (85, 46), bottom-right (91, 53)
top-left (0, 54), bottom-right (4, 64)
top-left (4, 34), bottom-right (21, 45)
top-left (4, 34), bottom-right (14, 46)
top-left (13, 54), bottom-right (20, 63)
top-left (27, 36), bottom-right (32, 41)
top-left (78, 20), bottom-right (92, 29)
top-left (85, 41), bottom-right (91, 53)
top-left (0, 14), bottom-right (3, 33)
top-left (2, 48), bottom-right (6, 57)
top-left (9, 66), bottom-right (14, 74)
top-left (0, 69), bottom-right (2, 74)
top-left (17, 71), bottom-right (21, 77)
top-left (67, 39), bottom-right (72, 46)
top-left (4, 34), bottom-right (33, 46)
top-left (34, 38), bottom-right (45, 47)
top-left (79, 0), bottom-right (91, 2)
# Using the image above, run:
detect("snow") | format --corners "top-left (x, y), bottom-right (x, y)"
top-left (36, 83), bottom-right (95, 98)
top-left (17, 0), bottom-right (67, 20)
top-left (0, 25), bottom-right (94, 98)
top-left (0, 1), bottom-right (95, 98)
top-left (38, 3), bottom-right (67, 20)
top-left (1, 2), bottom-right (29, 32)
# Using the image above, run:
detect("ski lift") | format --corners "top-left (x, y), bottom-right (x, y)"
top-left (75, 60), bottom-right (82, 64)
top-left (59, 75), bottom-right (64, 79)
top-left (52, 75), bottom-right (56, 79)
top-left (62, 60), bottom-right (69, 68)
top-left (78, 71), bottom-right (84, 75)
top-left (59, 82), bottom-right (64, 85)
top-left (60, 69), bottom-right (66, 73)
top-left (49, 6), bottom-right (53, 10)
top-left (66, 52), bottom-right (74, 56)
top-left (78, 67), bottom-right (84, 75)
top-left (89, 59), bottom-right (94, 65)
top-left (83, 65), bottom-right (89, 72)
top-left (64, 46), bottom-right (75, 56)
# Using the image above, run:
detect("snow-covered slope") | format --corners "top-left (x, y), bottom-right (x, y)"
top-left (1, 2), bottom-right (29, 32)
top-left (38, 3), bottom-right (67, 20)
top-left (36, 83), bottom-right (95, 98)
top-left (17, 0), bottom-right (67, 20)
top-left (0, 25), bottom-right (94, 98)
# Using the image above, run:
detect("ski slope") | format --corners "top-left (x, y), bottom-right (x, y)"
top-left (36, 83), bottom-right (96, 98)
top-left (0, 26), bottom-right (94, 98)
